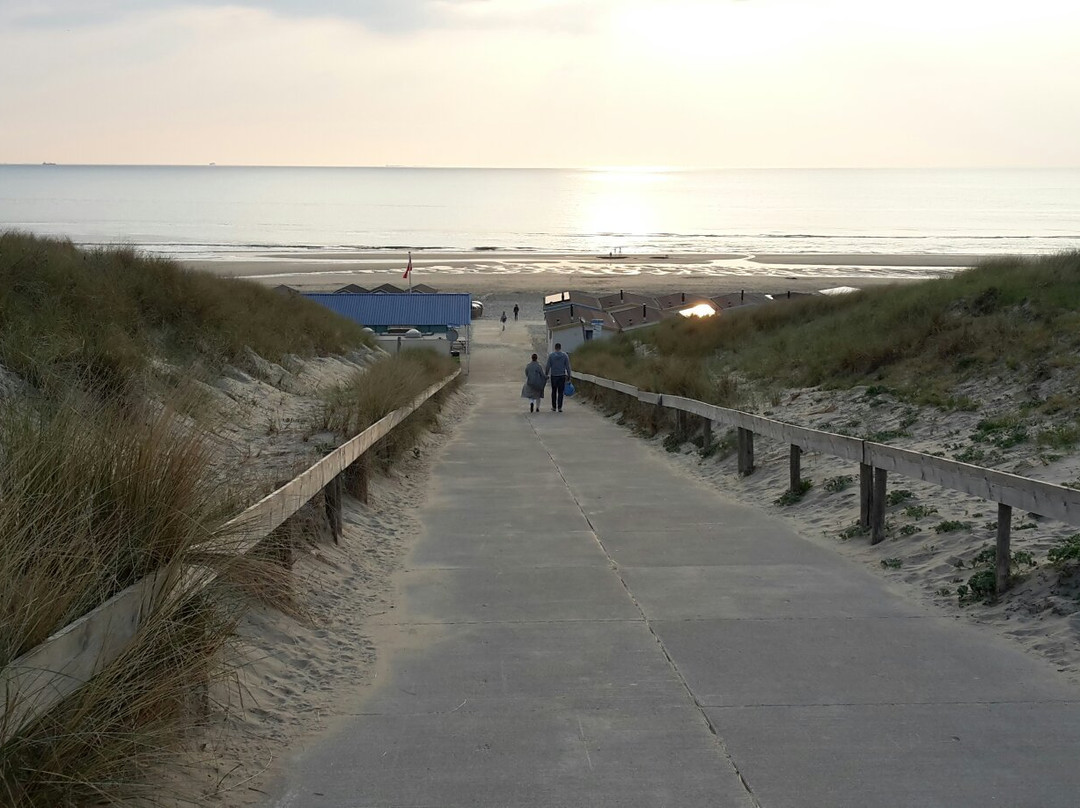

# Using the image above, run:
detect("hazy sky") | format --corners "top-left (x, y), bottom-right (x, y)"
top-left (2, 0), bottom-right (1078, 168)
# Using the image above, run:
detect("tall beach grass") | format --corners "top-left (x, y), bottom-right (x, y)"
top-left (574, 251), bottom-right (1080, 413)
top-left (0, 231), bottom-right (374, 398)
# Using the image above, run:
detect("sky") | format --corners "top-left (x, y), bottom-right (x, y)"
top-left (1, 0), bottom-right (1079, 168)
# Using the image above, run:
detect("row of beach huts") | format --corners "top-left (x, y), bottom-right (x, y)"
top-left (542, 288), bottom-right (813, 353)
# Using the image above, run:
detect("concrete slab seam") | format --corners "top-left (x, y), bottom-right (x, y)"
top-left (706, 698), bottom-right (1080, 709)
top-left (528, 417), bottom-right (765, 808)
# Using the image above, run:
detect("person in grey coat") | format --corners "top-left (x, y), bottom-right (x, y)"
top-left (522, 353), bottom-right (546, 413)
top-left (545, 342), bottom-right (572, 412)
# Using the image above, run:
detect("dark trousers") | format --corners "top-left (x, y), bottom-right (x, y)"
top-left (550, 375), bottom-right (567, 410)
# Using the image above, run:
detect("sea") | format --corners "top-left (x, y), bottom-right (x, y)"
top-left (1, 165), bottom-right (1079, 263)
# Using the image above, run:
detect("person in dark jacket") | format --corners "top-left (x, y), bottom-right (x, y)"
top-left (522, 353), bottom-right (546, 413)
top-left (545, 343), bottom-right (572, 412)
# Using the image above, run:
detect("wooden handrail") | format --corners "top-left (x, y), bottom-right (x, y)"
top-left (575, 371), bottom-right (1080, 591)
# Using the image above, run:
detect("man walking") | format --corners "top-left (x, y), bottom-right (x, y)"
top-left (545, 342), bottom-right (572, 413)
top-left (500, 311), bottom-right (507, 331)
top-left (513, 303), bottom-right (519, 321)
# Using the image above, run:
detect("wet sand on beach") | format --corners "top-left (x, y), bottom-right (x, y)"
top-left (184, 250), bottom-right (982, 295)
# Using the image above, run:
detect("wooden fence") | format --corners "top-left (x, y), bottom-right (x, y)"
top-left (0, 370), bottom-right (459, 743)
top-left (575, 371), bottom-right (1080, 597)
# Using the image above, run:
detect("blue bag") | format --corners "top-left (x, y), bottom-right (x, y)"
top-left (565, 381), bottom-right (576, 397)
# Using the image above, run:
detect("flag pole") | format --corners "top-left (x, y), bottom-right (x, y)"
top-left (403, 251), bottom-right (413, 291)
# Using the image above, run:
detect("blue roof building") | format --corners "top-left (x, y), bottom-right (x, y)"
top-left (304, 293), bottom-right (472, 333)
top-left (305, 292), bottom-right (474, 371)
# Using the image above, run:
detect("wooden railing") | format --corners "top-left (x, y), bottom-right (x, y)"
top-left (575, 372), bottom-right (1080, 595)
top-left (0, 370), bottom-right (459, 743)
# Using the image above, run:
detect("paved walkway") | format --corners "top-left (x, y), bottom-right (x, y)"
top-left (269, 318), bottom-right (1080, 807)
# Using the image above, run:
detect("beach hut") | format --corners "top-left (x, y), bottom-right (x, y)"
top-left (544, 306), bottom-right (617, 354)
top-left (409, 283), bottom-right (439, 294)
top-left (655, 292), bottom-right (718, 318)
top-left (597, 290), bottom-right (659, 312)
top-left (334, 283), bottom-right (369, 294)
top-left (543, 290), bottom-right (603, 313)
top-left (610, 304), bottom-right (664, 333)
top-left (710, 291), bottom-right (771, 310)
top-left (372, 283), bottom-right (405, 294)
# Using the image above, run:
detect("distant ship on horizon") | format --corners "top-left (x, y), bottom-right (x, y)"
top-left (41, 161), bottom-right (57, 166)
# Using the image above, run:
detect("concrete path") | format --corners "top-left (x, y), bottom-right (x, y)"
top-left (268, 317), bottom-right (1080, 807)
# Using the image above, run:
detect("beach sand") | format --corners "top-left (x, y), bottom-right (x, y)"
top-left (184, 250), bottom-right (978, 297)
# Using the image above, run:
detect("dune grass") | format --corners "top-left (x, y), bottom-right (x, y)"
top-left (0, 399), bottom-right (236, 668)
top-left (574, 251), bottom-right (1080, 412)
top-left (321, 349), bottom-right (460, 468)
top-left (1, 583), bottom-right (245, 807)
top-left (0, 232), bottom-right (373, 398)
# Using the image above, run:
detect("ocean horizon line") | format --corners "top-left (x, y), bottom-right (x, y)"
top-left (4, 162), bottom-right (1079, 172)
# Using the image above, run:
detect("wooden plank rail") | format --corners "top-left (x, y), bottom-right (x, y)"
top-left (575, 371), bottom-right (1080, 591)
top-left (1, 370), bottom-right (459, 743)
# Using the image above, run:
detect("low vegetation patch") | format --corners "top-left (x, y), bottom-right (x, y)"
top-left (774, 478), bottom-right (813, 506)
top-left (956, 546), bottom-right (1037, 605)
top-left (904, 504), bottom-right (939, 519)
top-left (823, 475), bottom-right (853, 493)
top-left (935, 520), bottom-right (972, 534)
top-left (1048, 533), bottom-right (1080, 569)
top-left (886, 489), bottom-right (914, 506)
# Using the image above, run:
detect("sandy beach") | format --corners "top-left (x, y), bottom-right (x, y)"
top-left (184, 250), bottom-right (980, 297)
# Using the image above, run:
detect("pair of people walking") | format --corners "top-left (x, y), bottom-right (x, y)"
top-left (521, 343), bottom-right (572, 413)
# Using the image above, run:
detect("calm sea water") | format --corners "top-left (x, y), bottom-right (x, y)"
top-left (1, 165), bottom-right (1079, 260)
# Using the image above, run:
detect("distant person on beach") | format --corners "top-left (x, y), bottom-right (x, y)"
top-left (513, 304), bottom-right (519, 321)
top-left (545, 343), bottom-right (572, 413)
top-left (500, 311), bottom-right (507, 331)
top-left (522, 353), bottom-right (546, 413)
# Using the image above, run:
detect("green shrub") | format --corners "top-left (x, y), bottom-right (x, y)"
top-left (774, 479), bottom-right (812, 506)
top-left (935, 520), bottom-right (972, 533)
top-left (957, 545), bottom-right (1037, 605)
top-left (1048, 533), bottom-right (1080, 568)
top-left (904, 504), bottom-right (939, 519)
top-left (823, 475), bottom-right (853, 493)
top-left (839, 522), bottom-right (871, 540)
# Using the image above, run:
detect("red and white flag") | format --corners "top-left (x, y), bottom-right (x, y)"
top-left (402, 252), bottom-right (413, 280)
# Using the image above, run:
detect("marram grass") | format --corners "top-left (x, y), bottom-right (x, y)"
top-left (574, 251), bottom-right (1080, 412)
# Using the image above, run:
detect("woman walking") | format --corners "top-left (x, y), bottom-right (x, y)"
top-left (521, 353), bottom-right (546, 413)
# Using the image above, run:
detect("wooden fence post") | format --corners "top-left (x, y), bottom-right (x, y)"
top-left (702, 418), bottom-right (713, 453)
top-left (737, 428), bottom-right (755, 476)
top-left (789, 445), bottom-right (802, 493)
top-left (859, 463), bottom-right (873, 528)
top-left (871, 468), bottom-right (887, 545)
top-left (345, 456), bottom-right (370, 504)
top-left (996, 503), bottom-right (1012, 596)
top-left (324, 475), bottom-right (343, 544)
